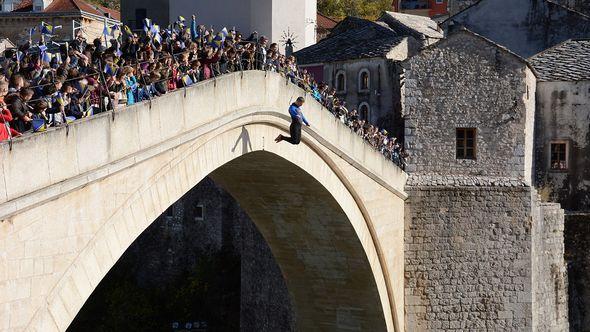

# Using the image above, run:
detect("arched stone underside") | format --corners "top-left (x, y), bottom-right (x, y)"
top-left (0, 72), bottom-right (406, 332)
top-left (210, 151), bottom-right (386, 331)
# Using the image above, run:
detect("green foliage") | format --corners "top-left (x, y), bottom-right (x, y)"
top-left (318, 0), bottom-right (392, 19)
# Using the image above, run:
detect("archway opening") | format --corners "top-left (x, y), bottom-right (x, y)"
top-left (68, 151), bottom-right (387, 331)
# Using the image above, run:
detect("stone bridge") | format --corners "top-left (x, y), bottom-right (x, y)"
top-left (0, 71), bottom-right (407, 331)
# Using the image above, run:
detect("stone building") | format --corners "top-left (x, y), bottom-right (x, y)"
top-left (529, 39), bottom-right (590, 329)
top-left (529, 39), bottom-right (590, 213)
top-left (403, 29), bottom-right (568, 330)
top-left (0, 0), bottom-right (120, 44)
top-left (446, 0), bottom-right (477, 15)
top-left (441, 0), bottom-right (590, 58)
top-left (120, 0), bottom-right (317, 52)
top-left (295, 13), bottom-right (441, 136)
top-left (391, 0), bottom-right (449, 19)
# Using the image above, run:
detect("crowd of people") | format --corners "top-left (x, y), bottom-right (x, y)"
top-left (0, 15), bottom-right (406, 169)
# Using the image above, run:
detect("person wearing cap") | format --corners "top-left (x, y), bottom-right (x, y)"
top-left (275, 97), bottom-right (309, 145)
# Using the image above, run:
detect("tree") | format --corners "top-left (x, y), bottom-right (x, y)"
top-left (318, 0), bottom-right (392, 19)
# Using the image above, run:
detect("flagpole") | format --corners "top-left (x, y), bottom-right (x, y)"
top-left (103, 17), bottom-right (108, 47)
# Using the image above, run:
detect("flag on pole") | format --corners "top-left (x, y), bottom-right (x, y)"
top-left (104, 63), bottom-right (114, 76)
top-left (143, 18), bottom-right (152, 33)
top-left (41, 51), bottom-right (52, 64)
top-left (123, 25), bottom-right (133, 37)
top-left (182, 75), bottom-right (194, 86)
top-left (28, 26), bottom-right (36, 39)
top-left (220, 27), bottom-right (228, 39)
top-left (110, 24), bottom-right (120, 37)
top-left (102, 21), bottom-right (112, 38)
top-left (40, 22), bottom-right (61, 35)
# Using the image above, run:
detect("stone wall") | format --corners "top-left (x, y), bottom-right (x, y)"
top-left (555, 0), bottom-right (590, 15)
top-left (403, 30), bottom-right (535, 183)
top-left (405, 185), bottom-right (533, 331)
top-left (531, 200), bottom-right (568, 331)
top-left (405, 184), bottom-right (568, 331)
top-left (565, 214), bottom-right (590, 331)
top-left (535, 81), bottom-right (590, 213)
top-left (447, 0), bottom-right (478, 15)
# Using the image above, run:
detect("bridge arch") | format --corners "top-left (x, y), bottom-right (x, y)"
top-left (0, 72), bottom-right (406, 332)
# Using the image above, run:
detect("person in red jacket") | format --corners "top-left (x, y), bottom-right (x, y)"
top-left (0, 81), bottom-right (21, 141)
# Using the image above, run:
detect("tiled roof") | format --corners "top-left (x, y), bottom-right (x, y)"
top-left (12, 0), bottom-right (33, 12)
top-left (317, 12), bottom-right (338, 30)
top-left (529, 39), bottom-right (590, 81)
top-left (379, 11), bottom-right (443, 39)
top-left (295, 17), bottom-right (405, 65)
top-left (44, 0), bottom-right (120, 20)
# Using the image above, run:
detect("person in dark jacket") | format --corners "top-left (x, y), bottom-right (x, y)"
top-left (8, 88), bottom-right (33, 133)
top-left (275, 97), bottom-right (310, 145)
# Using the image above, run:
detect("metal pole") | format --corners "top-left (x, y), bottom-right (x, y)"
top-left (98, 61), bottom-right (115, 121)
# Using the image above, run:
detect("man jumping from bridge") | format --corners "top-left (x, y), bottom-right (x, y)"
top-left (275, 97), bottom-right (310, 145)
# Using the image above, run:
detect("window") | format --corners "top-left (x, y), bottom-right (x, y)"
top-left (456, 128), bottom-right (476, 160)
top-left (195, 204), bottom-right (204, 221)
top-left (335, 71), bottom-right (346, 93)
top-left (550, 142), bottom-right (568, 170)
top-left (436, 0), bottom-right (444, 3)
top-left (135, 8), bottom-right (147, 30)
top-left (359, 103), bottom-right (370, 121)
top-left (359, 69), bottom-right (370, 92)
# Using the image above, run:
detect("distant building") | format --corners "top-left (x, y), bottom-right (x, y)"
top-left (529, 39), bottom-right (590, 213)
top-left (295, 12), bottom-right (442, 137)
top-left (0, 37), bottom-right (15, 53)
top-left (441, 0), bottom-right (590, 57)
top-left (391, 0), bottom-right (449, 19)
top-left (316, 12), bottom-right (338, 41)
top-left (120, 0), bottom-right (317, 52)
top-left (0, 0), bottom-right (120, 44)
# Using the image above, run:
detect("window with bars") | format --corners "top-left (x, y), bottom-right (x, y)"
top-left (456, 128), bottom-right (476, 160)
top-left (550, 142), bottom-right (568, 170)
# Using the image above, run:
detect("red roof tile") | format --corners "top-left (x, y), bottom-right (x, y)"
top-left (44, 0), bottom-right (120, 20)
top-left (317, 12), bottom-right (339, 30)
top-left (12, 0), bottom-right (33, 12)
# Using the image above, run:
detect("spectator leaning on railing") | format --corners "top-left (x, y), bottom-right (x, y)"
top-left (0, 14), bottom-right (407, 169)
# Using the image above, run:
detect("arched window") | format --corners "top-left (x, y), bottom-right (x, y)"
top-left (335, 71), bottom-right (346, 93)
top-left (359, 69), bottom-right (370, 92)
top-left (359, 103), bottom-right (370, 121)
